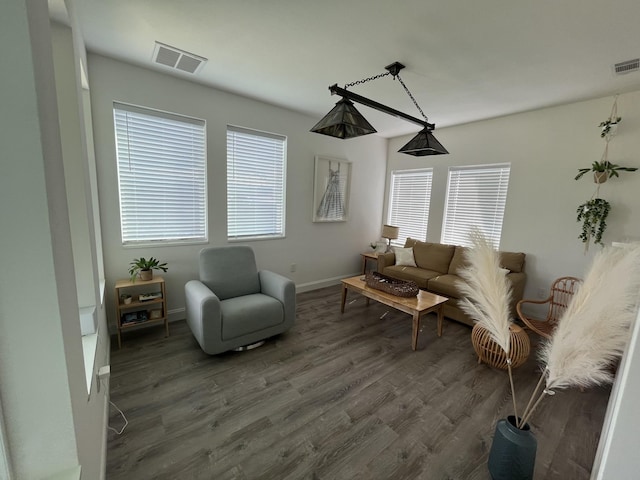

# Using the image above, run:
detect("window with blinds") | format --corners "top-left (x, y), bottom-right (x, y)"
top-left (113, 103), bottom-right (207, 245)
top-left (441, 163), bottom-right (511, 248)
top-left (227, 125), bottom-right (286, 240)
top-left (387, 168), bottom-right (433, 247)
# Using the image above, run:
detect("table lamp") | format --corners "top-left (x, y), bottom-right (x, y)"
top-left (381, 225), bottom-right (399, 252)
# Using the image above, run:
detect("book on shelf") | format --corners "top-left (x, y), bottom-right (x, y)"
top-left (139, 291), bottom-right (163, 302)
top-left (121, 310), bottom-right (149, 325)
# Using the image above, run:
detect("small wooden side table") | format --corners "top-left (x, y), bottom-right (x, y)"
top-left (360, 252), bottom-right (379, 274)
top-left (114, 276), bottom-right (168, 348)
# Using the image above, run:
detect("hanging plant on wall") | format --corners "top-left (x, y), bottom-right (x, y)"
top-left (577, 198), bottom-right (610, 249)
top-left (575, 95), bottom-right (636, 251)
top-left (574, 96), bottom-right (637, 184)
top-left (574, 160), bottom-right (637, 183)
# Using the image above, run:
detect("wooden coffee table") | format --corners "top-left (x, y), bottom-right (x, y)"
top-left (340, 275), bottom-right (449, 351)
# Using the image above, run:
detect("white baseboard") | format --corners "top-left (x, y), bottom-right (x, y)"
top-left (125, 277), bottom-right (357, 326)
top-left (296, 273), bottom-right (359, 293)
top-left (168, 308), bottom-right (185, 323)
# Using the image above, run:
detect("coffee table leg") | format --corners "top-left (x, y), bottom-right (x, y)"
top-left (437, 305), bottom-right (444, 337)
top-left (412, 312), bottom-right (420, 350)
top-left (341, 285), bottom-right (347, 313)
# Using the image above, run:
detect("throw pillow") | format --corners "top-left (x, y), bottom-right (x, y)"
top-left (500, 267), bottom-right (510, 275)
top-left (394, 247), bottom-right (417, 267)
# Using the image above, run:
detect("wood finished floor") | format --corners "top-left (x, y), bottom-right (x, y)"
top-left (107, 285), bottom-right (610, 479)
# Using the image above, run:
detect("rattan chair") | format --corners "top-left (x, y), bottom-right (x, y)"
top-left (516, 276), bottom-right (582, 339)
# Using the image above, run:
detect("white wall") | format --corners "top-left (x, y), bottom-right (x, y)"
top-left (88, 54), bottom-right (388, 325)
top-left (51, 17), bottom-right (111, 480)
top-left (0, 1), bottom-right (110, 478)
top-left (593, 307), bottom-right (640, 479)
top-left (386, 91), bottom-right (640, 297)
top-left (0, 0), bottom-right (80, 477)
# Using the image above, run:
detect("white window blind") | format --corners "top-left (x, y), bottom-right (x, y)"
top-left (387, 168), bottom-right (433, 247)
top-left (114, 103), bottom-right (207, 245)
top-left (227, 126), bottom-right (286, 240)
top-left (441, 163), bottom-right (511, 248)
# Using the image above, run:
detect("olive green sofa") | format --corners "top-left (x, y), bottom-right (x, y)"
top-left (376, 238), bottom-right (527, 327)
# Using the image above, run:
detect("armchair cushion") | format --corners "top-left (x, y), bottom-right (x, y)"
top-left (221, 293), bottom-right (284, 340)
top-left (199, 246), bottom-right (260, 300)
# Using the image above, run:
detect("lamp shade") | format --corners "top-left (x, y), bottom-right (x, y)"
top-left (381, 224), bottom-right (399, 240)
top-left (398, 128), bottom-right (449, 156)
top-left (310, 97), bottom-right (377, 139)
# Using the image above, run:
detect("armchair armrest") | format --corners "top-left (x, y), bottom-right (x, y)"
top-left (516, 296), bottom-right (554, 339)
top-left (259, 270), bottom-right (296, 324)
top-left (185, 280), bottom-right (222, 349)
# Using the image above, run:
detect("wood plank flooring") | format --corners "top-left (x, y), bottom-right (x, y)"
top-left (107, 285), bottom-right (610, 479)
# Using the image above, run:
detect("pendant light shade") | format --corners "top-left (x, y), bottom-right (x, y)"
top-left (398, 128), bottom-right (449, 156)
top-left (310, 97), bottom-right (377, 139)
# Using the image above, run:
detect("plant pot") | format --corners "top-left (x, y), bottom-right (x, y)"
top-left (488, 415), bottom-right (537, 480)
top-left (593, 172), bottom-right (608, 184)
top-left (139, 269), bottom-right (153, 281)
top-left (121, 295), bottom-right (132, 305)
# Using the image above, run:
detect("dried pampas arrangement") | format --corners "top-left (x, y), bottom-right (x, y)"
top-left (459, 230), bottom-right (640, 429)
top-left (457, 229), bottom-right (520, 420)
top-left (519, 243), bottom-right (640, 426)
top-left (458, 230), bottom-right (513, 354)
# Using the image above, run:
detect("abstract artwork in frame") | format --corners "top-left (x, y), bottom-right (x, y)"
top-left (313, 156), bottom-right (351, 222)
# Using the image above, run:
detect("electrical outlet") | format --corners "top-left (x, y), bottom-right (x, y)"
top-left (96, 365), bottom-right (110, 393)
top-left (290, 263), bottom-right (297, 272)
top-left (537, 288), bottom-right (546, 299)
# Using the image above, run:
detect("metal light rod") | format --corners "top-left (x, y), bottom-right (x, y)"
top-left (328, 84), bottom-right (435, 131)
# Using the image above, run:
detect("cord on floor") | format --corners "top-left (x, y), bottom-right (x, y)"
top-left (108, 400), bottom-right (128, 435)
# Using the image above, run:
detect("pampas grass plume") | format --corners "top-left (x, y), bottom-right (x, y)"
top-left (541, 244), bottom-right (640, 390)
top-left (457, 230), bottom-right (513, 354)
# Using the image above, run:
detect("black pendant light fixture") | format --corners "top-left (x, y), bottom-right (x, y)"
top-left (398, 128), bottom-right (448, 156)
top-left (310, 98), bottom-right (376, 139)
top-left (311, 62), bottom-right (448, 156)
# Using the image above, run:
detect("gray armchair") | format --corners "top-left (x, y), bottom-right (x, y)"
top-left (185, 246), bottom-right (296, 354)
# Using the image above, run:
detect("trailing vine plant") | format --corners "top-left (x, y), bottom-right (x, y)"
top-left (576, 198), bottom-right (610, 251)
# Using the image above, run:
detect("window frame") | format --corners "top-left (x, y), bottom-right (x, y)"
top-left (113, 102), bottom-right (208, 246)
top-left (387, 168), bottom-right (434, 247)
top-left (226, 124), bottom-right (287, 241)
top-left (441, 163), bottom-right (511, 249)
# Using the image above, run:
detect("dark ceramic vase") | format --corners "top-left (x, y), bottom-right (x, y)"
top-left (488, 416), bottom-right (537, 480)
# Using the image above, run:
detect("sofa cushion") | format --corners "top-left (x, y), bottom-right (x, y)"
top-left (448, 246), bottom-right (469, 275)
top-left (404, 238), bottom-right (455, 274)
top-left (393, 247), bottom-right (417, 267)
top-left (427, 274), bottom-right (464, 299)
top-left (383, 265), bottom-right (441, 289)
top-left (500, 251), bottom-right (526, 273)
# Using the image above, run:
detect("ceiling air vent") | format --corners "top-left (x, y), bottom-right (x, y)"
top-left (152, 42), bottom-right (207, 75)
top-left (613, 58), bottom-right (640, 75)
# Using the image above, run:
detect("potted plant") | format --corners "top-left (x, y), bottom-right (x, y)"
top-left (457, 231), bottom-right (640, 479)
top-left (574, 160), bottom-right (637, 184)
top-left (129, 257), bottom-right (168, 282)
top-left (576, 198), bottom-right (610, 250)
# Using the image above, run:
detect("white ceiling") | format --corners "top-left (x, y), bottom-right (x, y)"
top-left (49, 0), bottom-right (640, 138)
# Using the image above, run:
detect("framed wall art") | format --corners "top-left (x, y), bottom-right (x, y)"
top-left (312, 156), bottom-right (351, 222)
